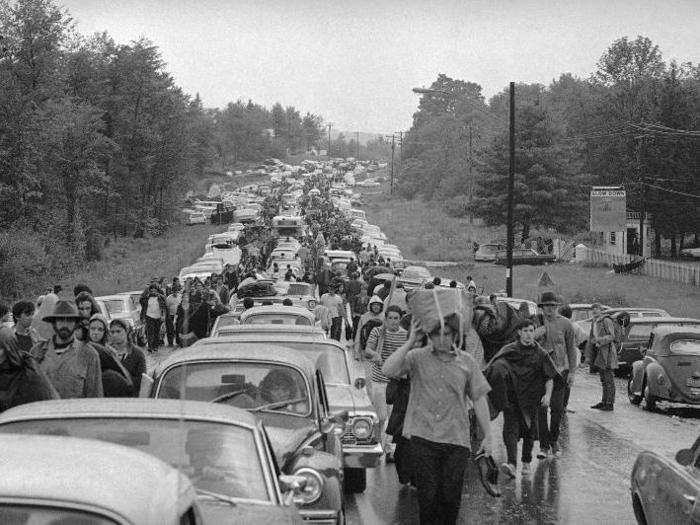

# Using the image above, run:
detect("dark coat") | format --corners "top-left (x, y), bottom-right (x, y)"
top-left (0, 330), bottom-right (59, 412)
top-left (485, 340), bottom-right (558, 430)
top-left (385, 377), bottom-right (410, 438)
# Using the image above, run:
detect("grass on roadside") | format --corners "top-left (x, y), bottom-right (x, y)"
top-left (54, 223), bottom-right (224, 296)
top-left (359, 188), bottom-right (503, 262)
top-left (356, 185), bottom-right (700, 318)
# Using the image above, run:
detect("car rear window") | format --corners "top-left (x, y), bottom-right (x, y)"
top-left (670, 339), bottom-right (700, 355)
top-left (245, 314), bottom-right (311, 326)
top-left (0, 506), bottom-right (116, 524)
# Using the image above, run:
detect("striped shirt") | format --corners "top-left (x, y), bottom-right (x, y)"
top-left (366, 326), bottom-right (408, 383)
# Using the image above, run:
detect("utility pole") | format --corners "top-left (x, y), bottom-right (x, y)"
top-left (467, 123), bottom-right (473, 224)
top-left (506, 82), bottom-right (515, 297)
top-left (390, 134), bottom-right (396, 195)
top-left (398, 131), bottom-right (403, 183)
top-left (327, 123), bottom-right (332, 158)
top-left (356, 131), bottom-right (360, 159)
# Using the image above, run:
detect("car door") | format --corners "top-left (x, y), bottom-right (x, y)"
top-left (316, 371), bottom-right (342, 459)
top-left (656, 444), bottom-right (700, 524)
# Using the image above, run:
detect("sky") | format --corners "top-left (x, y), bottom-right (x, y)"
top-left (60, 0), bottom-right (699, 134)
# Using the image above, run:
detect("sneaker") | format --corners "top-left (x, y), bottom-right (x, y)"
top-left (536, 446), bottom-right (550, 459)
top-left (600, 404), bottom-right (614, 411)
top-left (500, 462), bottom-right (516, 479)
top-left (590, 402), bottom-right (605, 409)
top-left (521, 462), bottom-right (531, 475)
top-left (551, 443), bottom-right (560, 457)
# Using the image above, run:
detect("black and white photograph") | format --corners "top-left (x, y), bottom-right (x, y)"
top-left (0, 0), bottom-right (698, 523)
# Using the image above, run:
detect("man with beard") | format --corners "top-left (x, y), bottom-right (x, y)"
top-left (30, 300), bottom-right (103, 398)
top-left (485, 318), bottom-right (557, 478)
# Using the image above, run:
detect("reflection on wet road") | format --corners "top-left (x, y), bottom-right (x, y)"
top-left (346, 370), bottom-right (700, 524)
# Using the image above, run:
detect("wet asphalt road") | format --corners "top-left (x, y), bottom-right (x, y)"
top-left (344, 369), bottom-right (700, 525)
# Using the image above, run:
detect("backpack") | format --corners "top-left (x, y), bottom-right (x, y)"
top-left (360, 318), bottom-right (384, 351)
top-left (602, 314), bottom-right (625, 350)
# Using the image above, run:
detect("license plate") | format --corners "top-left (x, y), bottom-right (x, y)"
top-left (687, 378), bottom-right (700, 387)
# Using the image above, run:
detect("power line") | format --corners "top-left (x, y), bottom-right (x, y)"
top-left (641, 181), bottom-right (700, 199)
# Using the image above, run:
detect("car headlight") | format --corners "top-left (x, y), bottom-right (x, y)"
top-left (292, 467), bottom-right (324, 505)
top-left (352, 417), bottom-right (372, 440)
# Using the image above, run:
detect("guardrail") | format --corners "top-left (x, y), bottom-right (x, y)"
top-left (578, 247), bottom-right (700, 286)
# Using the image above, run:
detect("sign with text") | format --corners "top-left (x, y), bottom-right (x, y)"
top-left (590, 187), bottom-right (626, 232)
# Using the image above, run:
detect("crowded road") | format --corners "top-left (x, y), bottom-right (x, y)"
top-left (345, 369), bottom-right (699, 524)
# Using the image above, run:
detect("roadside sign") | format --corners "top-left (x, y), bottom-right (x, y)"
top-left (590, 186), bottom-right (626, 232)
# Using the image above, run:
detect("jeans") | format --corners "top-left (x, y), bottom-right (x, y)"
top-left (368, 380), bottom-right (390, 450)
top-left (538, 370), bottom-right (569, 448)
top-left (503, 408), bottom-right (534, 466)
top-left (411, 436), bottom-right (470, 525)
top-left (330, 316), bottom-right (342, 341)
top-left (600, 368), bottom-right (615, 405)
top-left (165, 315), bottom-right (175, 346)
top-left (393, 435), bottom-right (413, 484)
top-left (145, 316), bottom-right (162, 352)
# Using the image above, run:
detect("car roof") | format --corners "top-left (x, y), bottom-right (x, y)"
top-left (215, 324), bottom-right (325, 336)
top-left (0, 398), bottom-right (259, 427)
top-left (94, 295), bottom-right (129, 302)
top-left (628, 317), bottom-right (700, 325)
top-left (0, 433), bottom-right (194, 523)
top-left (605, 307), bottom-right (669, 314)
top-left (155, 341), bottom-right (317, 376)
top-left (651, 325), bottom-right (700, 339)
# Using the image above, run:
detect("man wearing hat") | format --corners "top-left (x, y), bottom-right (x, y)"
top-left (30, 300), bottom-right (103, 398)
top-left (535, 291), bottom-right (576, 458)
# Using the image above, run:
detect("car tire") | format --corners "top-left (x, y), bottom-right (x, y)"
top-left (627, 376), bottom-right (642, 405)
top-left (643, 380), bottom-right (657, 412)
top-left (344, 467), bottom-right (366, 493)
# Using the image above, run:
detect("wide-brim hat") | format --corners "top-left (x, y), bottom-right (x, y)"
top-left (538, 291), bottom-right (560, 307)
top-left (43, 300), bottom-right (82, 323)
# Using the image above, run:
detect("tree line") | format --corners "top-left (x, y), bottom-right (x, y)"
top-left (400, 36), bottom-right (699, 253)
top-left (0, 0), bottom-right (327, 298)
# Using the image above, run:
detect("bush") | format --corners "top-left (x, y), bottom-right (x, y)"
top-left (0, 229), bottom-right (55, 300)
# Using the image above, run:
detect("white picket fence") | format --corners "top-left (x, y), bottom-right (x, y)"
top-left (579, 247), bottom-right (700, 286)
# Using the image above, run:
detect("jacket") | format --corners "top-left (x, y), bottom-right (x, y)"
top-left (0, 331), bottom-right (59, 412)
top-left (31, 338), bottom-right (104, 398)
top-left (587, 316), bottom-right (618, 370)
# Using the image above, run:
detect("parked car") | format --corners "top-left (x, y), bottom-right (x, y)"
top-left (196, 330), bottom-right (381, 492)
top-left (474, 243), bottom-right (505, 262)
top-left (240, 305), bottom-right (315, 326)
top-left (570, 303), bottom-right (611, 341)
top-left (494, 248), bottom-right (556, 266)
top-left (680, 247), bottom-right (700, 259)
top-left (618, 317), bottom-right (700, 374)
top-left (146, 344), bottom-right (346, 523)
top-left (94, 293), bottom-right (144, 340)
top-left (0, 399), bottom-right (303, 523)
top-left (631, 436), bottom-right (700, 524)
top-left (179, 260), bottom-right (224, 281)
top-left (628, 326), bottom-right (700, 411)
top-left (186, 211), bottom-right (207, 225)
top-left (0, 433), bottom-right (203, 525)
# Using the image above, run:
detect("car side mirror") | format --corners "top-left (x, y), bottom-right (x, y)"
top-left (676, 448), bottom-right (694, 466)
top-left (354, 377), bottom-right (366, 390)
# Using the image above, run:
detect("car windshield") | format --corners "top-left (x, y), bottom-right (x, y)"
top-left (0, 506), bottom-right (116, 524)
top-left (102, 299), bottom-right (126, 314)
top-left (158, 363), bottom-right (311, 416)
top-left (215, 316), bottom-right (239, 330)
top-left (670, 339), bottom-right (700, 355)
top-left (0, 419), bottom-right (270, 502)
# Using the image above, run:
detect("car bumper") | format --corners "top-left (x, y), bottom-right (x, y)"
top-left (299, 509), bottom-right (339, 524)
top-left (343, 443), bottom-right (383, 468)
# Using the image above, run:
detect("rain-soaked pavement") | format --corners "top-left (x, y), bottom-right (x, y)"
top-left (345, 369), bottom-right (700, 524)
